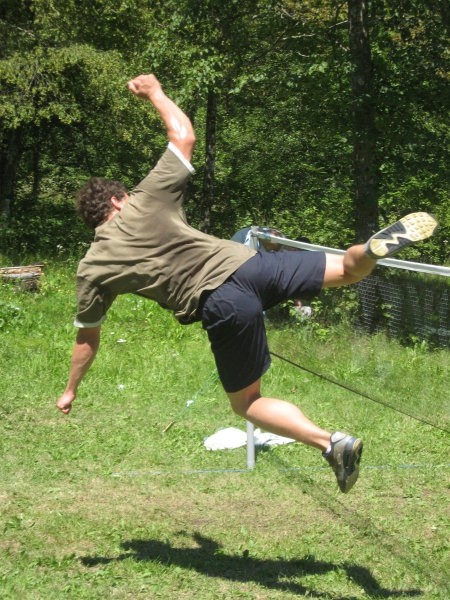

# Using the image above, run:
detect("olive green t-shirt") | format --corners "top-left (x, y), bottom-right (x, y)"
top-left (75, 144), bottom-right (255, 327)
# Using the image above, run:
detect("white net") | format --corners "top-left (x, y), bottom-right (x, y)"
top-left (357, 272), bottom-right (449, 347)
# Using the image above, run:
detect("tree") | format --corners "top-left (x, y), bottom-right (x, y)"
top-left (0, 0), bottom-right (447, 261)
top-left (0, 1), bottom-right (158, 234)
top-left (371, 0), bottom-right (450, 257)
top-left (148, 0), bottom-right (266, 232)
top-left (348, 0), bottom-right (379, 242)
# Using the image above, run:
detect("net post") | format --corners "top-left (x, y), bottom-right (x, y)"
top-left (245, 227), bottom-right (259, 469)
top-left (246, 420), bottom-right (256, 469)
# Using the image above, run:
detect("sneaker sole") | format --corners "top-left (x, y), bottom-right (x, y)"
top-left (368, 212), bottom-right (438, 258)
top-left (339, 437), bottom-right (363, 493)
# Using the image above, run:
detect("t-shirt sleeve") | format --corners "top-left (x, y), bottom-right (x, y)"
top-left (74, 277), bottom-right (116, 328)
top-left (167, 142), bottom-right (195, 173)
top-left (128, 144), bottom-right (194, 210)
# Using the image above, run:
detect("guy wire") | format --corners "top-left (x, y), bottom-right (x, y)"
top-left (162, 369), bottom-right (218, 433)
top-left (270, 350), bottom-right (450, 435)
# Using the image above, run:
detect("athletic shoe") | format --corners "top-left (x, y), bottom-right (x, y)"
top-left (365, 212), bottom-right (438, 259)
top-left (323, 432), bottom-right (363, 493)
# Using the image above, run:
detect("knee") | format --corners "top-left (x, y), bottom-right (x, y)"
top-left (230, 401), bottom-right (248, 418)
top-left (323, 252), bottom-right (372, 288)
top-left (227, 383), bottom-right (261, 418)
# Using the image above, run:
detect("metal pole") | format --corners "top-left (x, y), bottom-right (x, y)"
top-left (246, 420), bottom-right (255, 469)
top-left (245, 227), bottom-right (260, 469)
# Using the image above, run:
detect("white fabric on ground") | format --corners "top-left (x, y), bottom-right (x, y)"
top-left (204, 427), bottom-right (295, 451)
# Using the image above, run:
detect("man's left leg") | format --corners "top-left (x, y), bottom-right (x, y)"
top-left (228, 379), bottom-right (330, 450)
top-left (322, 244), bottom-right (376, 288)
top-left (323, 211), bottom-right (438, 288)
top-left (228, 380), bottom-right (362, 494)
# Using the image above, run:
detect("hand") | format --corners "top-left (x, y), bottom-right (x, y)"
top-left (127, 74), bottom-right (162, 100)
top-left (56, 390), bottom-right (75, 415)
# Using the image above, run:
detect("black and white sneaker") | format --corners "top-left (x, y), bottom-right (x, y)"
top-left (365, 212), bottom-right (438, 259)
top-left (323, 432), bottom-right (363, 493)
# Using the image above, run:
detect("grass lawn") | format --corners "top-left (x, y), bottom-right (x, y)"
top-left (1, 262), bottom-right (449, 599)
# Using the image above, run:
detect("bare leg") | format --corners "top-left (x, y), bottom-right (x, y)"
top-left (323, 244), bottom-right (376, 288)
top-left (325, 212), bottom-right (438, 287)
top-left (227, 379), bottom-right (330, 451)
top-left (227, 378), bottom-right (363, 492)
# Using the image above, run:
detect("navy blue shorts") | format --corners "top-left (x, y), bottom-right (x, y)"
top-left (199, 250), bottom-right (326, 393)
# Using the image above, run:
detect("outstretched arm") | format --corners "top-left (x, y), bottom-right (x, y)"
top-left (127, 74), bottom-right (195, 162)
top-left (56, 326), bottom-right (101, 414)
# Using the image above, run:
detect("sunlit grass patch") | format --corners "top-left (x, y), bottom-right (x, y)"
top-left (0, 261), bottom-right (448, 599)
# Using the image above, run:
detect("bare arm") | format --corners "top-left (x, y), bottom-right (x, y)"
top-left (127, 74), bottom-right (195, 161)
top-left (56, 326), bottom-right (101, 414)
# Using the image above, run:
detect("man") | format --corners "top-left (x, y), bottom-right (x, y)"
top-left (56, 73), bottom-right (438, 493)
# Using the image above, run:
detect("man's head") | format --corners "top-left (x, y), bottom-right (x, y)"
top-left (259, 227), bottom-right (285, 251)
top-left (76, 177), bottom-right (129, 229)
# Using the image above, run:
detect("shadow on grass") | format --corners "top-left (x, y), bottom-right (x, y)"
top-left (81, 532), bottom-right (421, 598)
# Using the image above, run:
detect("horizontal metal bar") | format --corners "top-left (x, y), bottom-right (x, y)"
top-left (251, 232), bottom-right (450, 277)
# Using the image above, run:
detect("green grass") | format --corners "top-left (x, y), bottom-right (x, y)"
top-left (1, 261), bottom-right (449, 599)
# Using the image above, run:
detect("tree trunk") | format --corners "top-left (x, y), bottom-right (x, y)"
top-left (348, 0), bottom-right (379, 242)
top-left (0, 128), bottom-right (22, 225)
top-left (200, 88), bottom-right (217, 233)
top-left (30, 125), bottom-right (44, 207)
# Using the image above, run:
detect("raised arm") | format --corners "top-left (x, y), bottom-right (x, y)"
top-left (56, 326), bottom-right (101, 414)
top-left (127, 74), bottom-right (195, 162)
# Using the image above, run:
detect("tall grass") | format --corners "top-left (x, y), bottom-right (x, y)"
top-left (1, 261), bottom-right (448, 599)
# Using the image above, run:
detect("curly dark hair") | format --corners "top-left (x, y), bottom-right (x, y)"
top-left (76, 177), bottom-right (128, 229)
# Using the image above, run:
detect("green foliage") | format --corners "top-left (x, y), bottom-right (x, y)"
top-left (0, 194), bottom-right (91, 257)
top-left (0, 0), bottom-right (448, 263)
top-left (0, 297), bottom-right (23, 330)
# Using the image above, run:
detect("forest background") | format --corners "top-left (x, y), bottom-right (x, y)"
top-left (1, 7), bottom-right (449, 596)
top-left (0, 0), bottom-right (449, 263)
